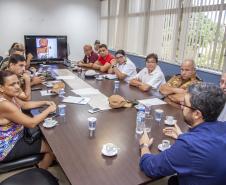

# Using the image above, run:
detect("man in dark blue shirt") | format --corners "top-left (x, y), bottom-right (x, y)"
top-left (139, 82), bottom-right (226, 185)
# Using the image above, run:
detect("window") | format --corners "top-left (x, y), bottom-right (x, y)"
top-left (100, 0), bottom-right (226, 72)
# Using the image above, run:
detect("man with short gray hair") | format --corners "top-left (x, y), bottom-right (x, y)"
top-left (139, 82), bottom-right (226, 185)
top-left (78, 45), bottom-right (98, 68)
top-left (160, 59), bottom-right (200, 108)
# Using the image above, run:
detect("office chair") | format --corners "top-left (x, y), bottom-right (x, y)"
top-left (0, 168), bottom-right (59, 185)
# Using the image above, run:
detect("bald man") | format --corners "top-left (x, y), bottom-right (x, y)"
top-left (78, 45), bottom-right (98, 68)
top-left (160, 59), bottom-right (201, 107)
top-left (218, 72), bottom-right (226, 121)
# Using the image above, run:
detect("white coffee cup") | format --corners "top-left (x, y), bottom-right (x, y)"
top-left (162, 140), bottom-right (170, 149)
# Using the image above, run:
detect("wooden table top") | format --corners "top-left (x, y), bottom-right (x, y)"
top-left (31, 65), bottom-right (188, 185)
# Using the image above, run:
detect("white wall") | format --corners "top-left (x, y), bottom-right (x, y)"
top-left (0, 0), bottom-right (100, 60)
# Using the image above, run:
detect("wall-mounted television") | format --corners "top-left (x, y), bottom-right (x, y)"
top-left (24, 35), bottom-right (68, 63)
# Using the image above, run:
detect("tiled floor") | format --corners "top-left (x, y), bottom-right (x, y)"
top-left (0, 165), bottom-right (168, 185)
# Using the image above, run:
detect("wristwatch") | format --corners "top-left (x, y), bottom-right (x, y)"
top-left (140, 143), bottom-right (149, 149)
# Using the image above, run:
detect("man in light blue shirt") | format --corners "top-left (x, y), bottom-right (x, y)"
top-left (139, 82), bottom-right (226, 185)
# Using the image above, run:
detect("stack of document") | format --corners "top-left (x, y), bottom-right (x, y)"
top-left (56, 76), bottom-right (75, 80)
top-left (62, 96), bottom-right (90, 104)
top-left (71, 88), bottom-right (101, 96)
top-left (138, 98), bottom-right (167, 106)
top-left (40, 90), bottom-right (56, 96)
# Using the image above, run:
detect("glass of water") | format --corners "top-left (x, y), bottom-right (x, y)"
top-left (143, 118), bottom-right (152, 133)
top-left (114, 80), bottom-right (120, 89)
top-left (58, 104), bottom-right (66, 116)
top-left (154, 109), bottom-right (164, 123)
top-left (145, 104), bottom-right (152, 119)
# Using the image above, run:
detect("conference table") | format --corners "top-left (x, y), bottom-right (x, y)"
top-left (31, 64), bottom-right (188, 185)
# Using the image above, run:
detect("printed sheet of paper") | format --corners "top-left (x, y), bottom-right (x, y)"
top-left (56, 76), bottom-right (75, 80)
top-left (62, 96), bottom-right (90, 105)
top-left (138, 98), bottom-right (167, 106)
top-left (40, 90), bottom-right (55, 96)
top-left (54, 69), bottom-right (111, 110)
top-left (71, 88), bottom-right (101, 96)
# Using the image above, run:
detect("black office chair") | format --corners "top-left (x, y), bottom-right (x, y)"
top-left (1, 168), bottom-right (59, 185)
top-left (0, 154), bottom-right (44, 174)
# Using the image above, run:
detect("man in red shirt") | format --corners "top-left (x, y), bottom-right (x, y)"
top-left (93, 44), bottom-right (115, 73)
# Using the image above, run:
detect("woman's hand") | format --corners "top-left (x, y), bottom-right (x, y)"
top-left (46, 102), bottom-right (56, 113)
top-left (45, 101), bottom-right (55, 106)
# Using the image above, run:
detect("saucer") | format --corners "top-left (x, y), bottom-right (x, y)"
top-left (164, 119), bottom-right (177, 126)
top-left (101, 143), bottom-right (118, 157)
top-left (96, 77), bottom-right (104, 81)
top-left (43, 120), bottom-right (58, 128)
top-left (158, 143), bottom-right (171, 151)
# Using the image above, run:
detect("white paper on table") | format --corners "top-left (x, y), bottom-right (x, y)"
top-left (42, 80), bottom-right (61, 87)
top-left (62, 96), bottom-right (90, 105)
top-left (88, 94), bottom-right (111, 110)
top-left (71, 88), bottom-right (101, 96)
top-left (138, 98), bottom-right (167, 106)
top-left (40, 90), bottom-right (56, 96)
top-left (56, 76), bottom-right (75, 80)
top-left (103, 74), bottom-right (117, 80)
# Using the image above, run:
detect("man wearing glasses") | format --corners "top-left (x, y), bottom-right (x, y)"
top-left (92, 44), bottom-right (116, 73)
top-left (218, 72), bottom-right (226, 121)
top-left (139, 82), bottom-right (226, 185)
top-left (160, 59), bottom-right (200, 108)
top-left (129, 53), bottom-right (165, 97)
top-left (108, 49), bottom-right (137, 83)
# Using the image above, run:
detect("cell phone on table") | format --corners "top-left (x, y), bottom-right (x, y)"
top-left (88, 108), bottom-right (101, 114)
top-left (31, 87), bottom-right (42, 91)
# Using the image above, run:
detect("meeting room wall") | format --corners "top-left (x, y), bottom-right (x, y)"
top-left (0, 0), bottom-right (100, 60)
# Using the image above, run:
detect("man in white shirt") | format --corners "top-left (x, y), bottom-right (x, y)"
top-left (218, 72), bottom-right (226, 121)
top-left (129, 53), bottom-right (165, 96)
top-left (108, 50), bottom-right (137, 83)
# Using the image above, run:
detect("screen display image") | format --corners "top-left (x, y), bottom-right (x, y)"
top-left (36, 38), bottom-right (57, 59)
top-left (24, 35), bottom-right (68, 62)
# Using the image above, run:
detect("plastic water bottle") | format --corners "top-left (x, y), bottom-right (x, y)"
top-left (136, 106), bottom-right (145, 134)
top-left (58, 88), bottom-right (65, 98)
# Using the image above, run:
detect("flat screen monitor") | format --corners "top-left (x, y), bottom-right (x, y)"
top-left (24, 35), bottom-right (68, 62)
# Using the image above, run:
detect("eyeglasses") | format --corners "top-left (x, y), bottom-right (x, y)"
top-left (115, 56), bottom-right (124, 59)
top-left (146, 61), bottom-right (156, 64)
